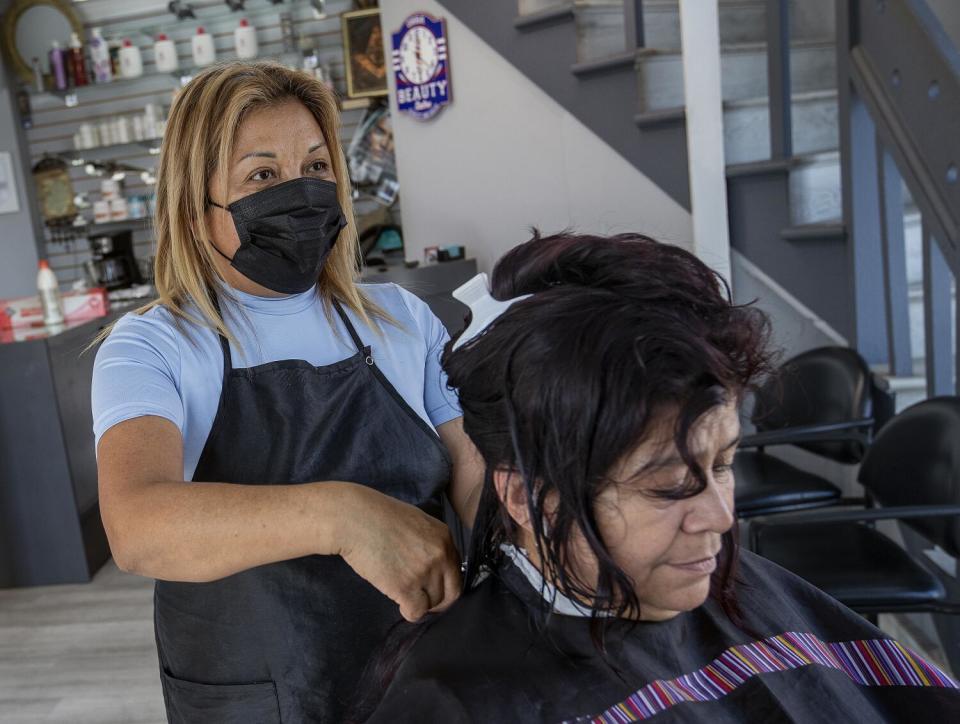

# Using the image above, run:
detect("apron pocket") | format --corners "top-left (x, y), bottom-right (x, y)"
top-left (161, 669), bottom-right (281, 724)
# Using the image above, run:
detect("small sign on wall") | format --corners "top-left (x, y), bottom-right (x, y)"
top-left (391, 13), bottom-right (452, 121)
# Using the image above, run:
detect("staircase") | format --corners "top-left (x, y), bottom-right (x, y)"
top-left (432, 0), bottom-right (959, 407)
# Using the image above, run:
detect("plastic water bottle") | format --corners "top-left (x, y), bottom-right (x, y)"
top-left (37, 260), bottom-right (65, 326)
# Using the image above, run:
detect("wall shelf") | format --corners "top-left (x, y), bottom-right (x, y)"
top-left (57, 140), bottom-right (162, 165)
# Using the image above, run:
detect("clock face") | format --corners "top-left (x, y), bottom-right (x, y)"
top-left (399, 26), bottom-right (439, 85)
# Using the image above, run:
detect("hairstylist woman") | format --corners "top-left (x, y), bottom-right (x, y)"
top-left (91, 62), bottom-right (481, 723)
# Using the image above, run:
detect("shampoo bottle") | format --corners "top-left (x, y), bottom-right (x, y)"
top-left (234, 18), bottom-right (258, 59)
top-left (154, 33), bottom-right (179, 72)
top-left (191, 27), bottom-right (216, 67)
top-left (90, 28), bottom-right (113, 83)
top-left (119, 39), bottom-right (144, 78)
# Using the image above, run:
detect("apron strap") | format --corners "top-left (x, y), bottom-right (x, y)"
top-left (210, 293), bottom-right (234, 376)
top-left (210, 293), bottom-right (361, 373)
top-left (332, 299), bottom-right (367, 357)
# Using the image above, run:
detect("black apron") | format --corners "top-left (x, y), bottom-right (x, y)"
top-left (154, 298), bottom-right (452, 723)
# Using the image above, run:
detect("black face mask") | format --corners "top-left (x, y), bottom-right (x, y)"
top-left (210, 177), bottom-right (347, 294)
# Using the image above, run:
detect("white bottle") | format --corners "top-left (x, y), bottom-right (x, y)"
top-left (89, 28), bottom-right (113, 83)
top-left (144, 103), bottom-right (161, 139)
top-left (119, 39), bottom-right (144, 78)
top-left (192, 27), bottom-right (216, 67)
top-left (234, 18), bottom-right (258, 59)
top-left (37, 260), bottom-right (64, 326)
top-left (154, 33), bottom-right (179, 73)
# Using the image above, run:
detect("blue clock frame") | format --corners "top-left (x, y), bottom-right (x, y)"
top-left (391, 13), bottom-right (453, 121)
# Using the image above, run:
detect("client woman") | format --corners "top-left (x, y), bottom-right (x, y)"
top-left (362, 233), bottom-right (958, 722)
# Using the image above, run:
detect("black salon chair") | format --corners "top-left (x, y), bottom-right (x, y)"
top-left (750, 397), bottom-right (960, 615)
top-left (735, 346), bottom-right (892, 519)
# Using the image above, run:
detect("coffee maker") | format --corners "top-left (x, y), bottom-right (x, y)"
top-left (86, 231), bottom-right (142, 290)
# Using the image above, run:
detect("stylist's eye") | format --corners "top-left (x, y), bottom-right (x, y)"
top-left (307, 159), bottom-right (330, 175)
top-left (249, 168), bottom-right (276, 182)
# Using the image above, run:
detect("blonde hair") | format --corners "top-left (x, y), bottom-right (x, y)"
top-left (101, 61), bottom-right (388, 344)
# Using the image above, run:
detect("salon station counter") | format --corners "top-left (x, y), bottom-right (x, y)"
top-left (0, 258), bottom-right (476, 588)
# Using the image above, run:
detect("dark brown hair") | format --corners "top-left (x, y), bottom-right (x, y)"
top-left (350, 232), bottom-right (774, 721)
top-left (445, 231), bottom-right (774, 622)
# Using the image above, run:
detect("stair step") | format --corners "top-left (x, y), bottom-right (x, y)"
top-left (636, 38), bottom-right (837, 110)
top-left (515, 3), bottom-right (575, 31)
top-left (634, 106), bottom-right (686, 127)
top-left (548, 0), bottom-right (838, 58)
top-left (788, 150), bottom-right (841, 225)
top-left (635, 90), bottom-right (838, 164)
top-left (518, 0), bottom-right (574, 15)
top-left (875, 371), bottom-right (930, 412)
top-left (725, 89), bottom-right (838, 164)
top-left (781, 222), bottom-right (847, 241)
top-left (572, 49), bottom-right (641, 76)
top-left (726, 157), bottom-right (795, 178)
top-left (574, 2), bottom-right (633, 62)
top-left (642, 0), bottom-right (837, 49)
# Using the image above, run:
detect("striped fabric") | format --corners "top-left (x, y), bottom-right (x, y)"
top-left (571, 632), bottom-right (959, 723)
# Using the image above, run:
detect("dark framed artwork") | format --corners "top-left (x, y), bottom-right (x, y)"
top-left (341, 9), bottom-right (388, 99)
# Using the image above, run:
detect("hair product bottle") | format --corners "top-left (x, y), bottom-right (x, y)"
top-left (49, 41), bottom-right (68, 91)
top-left (191, 27), bottom-right (216, 67)
top-left (37, 260), bottom-right (65, 326)
top-left (234, 18), bottom-right (258, 59)
top-left (31, 57), bottom-right (44, 92)
top-left (119, 39), bottom-right (144, 78)
top-left (67, 32), bottom-right (89, 86)
top-left (154, 33), bottom-right (179, 72)
top-left (90, 28), bottom-right (113, 83)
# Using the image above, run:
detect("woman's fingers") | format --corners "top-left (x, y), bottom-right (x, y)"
top-left (338, 485), bottom-right (465, 621)
top-left (398, 587), bottom-right (432, 623)
top-left (428, 547), bottom-right (462, 614)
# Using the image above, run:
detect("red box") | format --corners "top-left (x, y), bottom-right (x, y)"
top-left (0, 288), bottom-right (109, 330)
top-left (63, 288), bottom-right (110, 324)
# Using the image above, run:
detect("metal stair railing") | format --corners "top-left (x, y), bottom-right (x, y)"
top-left (836, 0), bottom-right (960, 395)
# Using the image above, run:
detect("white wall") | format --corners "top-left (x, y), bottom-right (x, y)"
top-left (379, 0), bottom-right (692, 273)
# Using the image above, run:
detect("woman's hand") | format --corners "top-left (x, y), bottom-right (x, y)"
top-left (336, 484), bottom-right (462, 622)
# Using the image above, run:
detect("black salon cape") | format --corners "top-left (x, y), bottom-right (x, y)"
top-left (365, 551), bottom-right (959, 723)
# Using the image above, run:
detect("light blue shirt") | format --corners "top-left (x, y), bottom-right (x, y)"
top-left (92, 283), bottom-right (462, 481)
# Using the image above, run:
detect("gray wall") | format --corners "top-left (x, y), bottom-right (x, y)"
top-left (0, 0), bottom-right (44, 299)
top-left (379, 0), bottom-right (692, 273)
top-left (925, 0), bottom-right (960, 51)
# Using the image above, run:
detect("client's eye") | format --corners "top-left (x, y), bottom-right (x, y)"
top-left (712, 463), bottom-right (735, 481)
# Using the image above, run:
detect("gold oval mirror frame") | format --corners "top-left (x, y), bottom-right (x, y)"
top-left (1, 0), bottom-right (84, 84)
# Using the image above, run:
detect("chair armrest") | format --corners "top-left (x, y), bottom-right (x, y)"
top-left (748, 504), bottom-right (960, 550)
top-left (739, 418), bottom-right (874, 449)
top-left (753, 503), bottom-right (960, 527)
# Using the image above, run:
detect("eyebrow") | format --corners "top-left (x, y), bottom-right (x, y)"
top-left (641, 432), bottom-right (743, 472)
top-left (237, 142), bottom-right (327, 162)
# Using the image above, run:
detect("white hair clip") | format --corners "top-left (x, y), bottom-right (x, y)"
top-left (451, 273), bottom-right (532, 351)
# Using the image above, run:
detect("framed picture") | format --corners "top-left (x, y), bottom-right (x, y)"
top-left (341, 9), bottom-right (388, 99)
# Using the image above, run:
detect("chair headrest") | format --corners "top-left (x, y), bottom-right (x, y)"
top-left (859, 396), bottom-right (960, 557)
